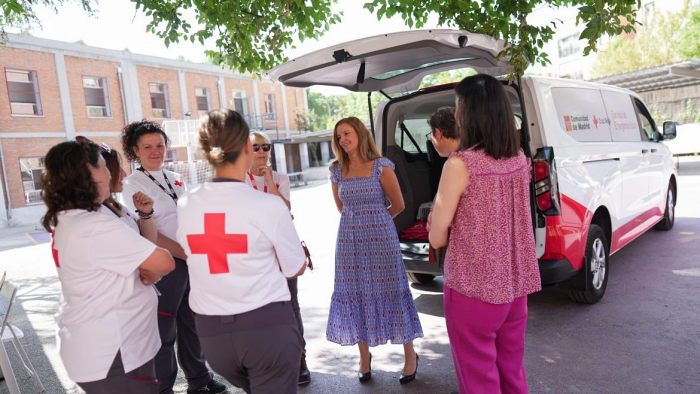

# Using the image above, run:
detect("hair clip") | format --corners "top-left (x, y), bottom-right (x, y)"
top-left (211, 147), bottom-right (223, 156)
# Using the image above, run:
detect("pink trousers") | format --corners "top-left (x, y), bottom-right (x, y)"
top-left (444, 287), bottom-right (529, 394)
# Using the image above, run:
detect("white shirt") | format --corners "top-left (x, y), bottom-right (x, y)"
top-left (245, 171), bottom-right (291, 201)
top-left (52, 209), bottom-right (159, 383)
top-left (122, 168), bottom-right (185, 241)
top-left (99, 204), bottom-right (139, 233)
top-left (177, 181), bottom-right (305, 316)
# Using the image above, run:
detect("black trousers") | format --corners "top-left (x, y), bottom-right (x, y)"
top-left (287, 277), bottom-right (306, 351)
top-left (77, 351), bottom-right (158, 394)
top-left (154, 257), bottom-right (212, 393)
top-left (195, 302), bottom-right (302, 394)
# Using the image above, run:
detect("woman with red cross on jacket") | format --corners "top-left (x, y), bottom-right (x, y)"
top-left (120, 120), bottom-right (226, 394)
top-left (176, 109), bottom-right (308, 394)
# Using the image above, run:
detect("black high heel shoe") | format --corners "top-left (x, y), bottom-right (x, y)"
top-left (358, 353), bottom-right (372, 383)
top-left (399, 354), bottom-right (419, 384)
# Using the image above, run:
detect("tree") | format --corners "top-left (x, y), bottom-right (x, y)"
top-left (591, 3), bottom-right (699, 78)
top-left (2, 1), bottom-right (641, 78)
top-left (1, 1), bottom-right (95, 37)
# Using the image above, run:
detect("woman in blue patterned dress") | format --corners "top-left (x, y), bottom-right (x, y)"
top-left (327, 116), bottom-right (423, 385)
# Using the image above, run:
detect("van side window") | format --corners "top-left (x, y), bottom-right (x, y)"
top-left (394, 119), bottom-right (430, 154)
top-left (601, 91), bottom-right (641, 143)
top-left (633, 99), bottom-right (658, 141)
top-left (551, 87), bottom-right (612, 142)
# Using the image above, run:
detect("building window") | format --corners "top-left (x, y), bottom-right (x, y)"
top-left (83, 76), bottom-right (110, 117)
top-left (149, 83), bottom-right (171, 118)
top-left (558, 33), bottom-right (581, 58)
top-left (264, 93), bottom-right (276, 115)
top-left (195, 87), bottom-right (210, 117)
top-left (19, 157), bottom-right (45, 205)
top-left (5, 68), bottom-right (43, 116)
top-left (232, 91), bottom-right (249, 117)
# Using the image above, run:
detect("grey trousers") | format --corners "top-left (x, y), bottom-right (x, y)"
top-left (154, 257), bottom-right (212, 393)
top-left (195, 301), bottom-right (302, 394)
top-left (77, 351), bottom-right (158, 394)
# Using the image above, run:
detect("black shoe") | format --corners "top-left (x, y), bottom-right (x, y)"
top-left (298, 356), bottom-right (311, 385)
top-left (187, 379), bottom-right (228, 393)
top-left (358, 353), bottom-right (372, 383)
top-left (399, 354), bottom-right (419, 385)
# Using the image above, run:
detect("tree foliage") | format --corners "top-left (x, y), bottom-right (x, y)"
top-left (1, 0), bottom-right (95, 37)
top-left (591, 4), bottom-right (700, 78)
top-left (2, 0), bottom-right (642, 78)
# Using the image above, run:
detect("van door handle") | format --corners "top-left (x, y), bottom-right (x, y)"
top-left (641, 149), bottom-right (650, 154)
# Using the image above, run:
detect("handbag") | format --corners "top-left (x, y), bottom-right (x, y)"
top-left (301, 241), bottom-right (313, 270)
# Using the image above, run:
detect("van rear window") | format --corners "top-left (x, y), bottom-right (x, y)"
top-left (552, 87), bottom-right (612, 143)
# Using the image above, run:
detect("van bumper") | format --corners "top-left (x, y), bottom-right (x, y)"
top-left (403, 259), bottom-right (443, 275)
top-left (539, 258), bottom-right (578, 284)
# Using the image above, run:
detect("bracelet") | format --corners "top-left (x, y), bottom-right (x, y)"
top-left (136, 208), bottom-right (154, 220)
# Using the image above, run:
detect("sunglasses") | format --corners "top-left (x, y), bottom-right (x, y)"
top-left (253, 143), bottom-right (271, 152)
top-left (76, 135), bottom-right (112, 153)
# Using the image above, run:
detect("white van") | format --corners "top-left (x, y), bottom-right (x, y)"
top-left (269, 29), bottom-right (678, 303)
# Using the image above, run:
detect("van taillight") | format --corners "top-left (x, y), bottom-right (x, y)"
top-left (533, 147), bottom-right (560, 216)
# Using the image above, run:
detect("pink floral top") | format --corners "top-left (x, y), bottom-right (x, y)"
top-left (444, 148), bottom-right (541, 304)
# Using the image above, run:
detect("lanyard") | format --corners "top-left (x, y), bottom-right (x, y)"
top-left (248, 172), bottom-right (278, 193)
top-left (138, 167), bottom-right (178, 203)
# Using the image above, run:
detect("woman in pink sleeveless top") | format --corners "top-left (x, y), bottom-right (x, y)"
top-left (429, 74), bottom-right (541, 394)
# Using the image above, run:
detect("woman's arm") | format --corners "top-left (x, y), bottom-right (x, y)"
top-left (157, 233), bottom-right (187, 260)
top-left (429, 157), bottom-right (470, 248)
top-left (379, 167), bottom-right (405, 218)
top-left (139, 247), bottom-right (175, 279)
top-left (132, 191), bottom-right (158, 243)
top-left (266, 171), bottom-right (291, 210)
top-left (332, 182), bottom-right (343, 212)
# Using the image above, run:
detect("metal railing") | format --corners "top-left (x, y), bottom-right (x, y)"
top-left (162, 112), bottom-right (279, 147)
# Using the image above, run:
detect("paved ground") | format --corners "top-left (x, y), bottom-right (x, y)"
top-left (1, 158), bottom-right (699, 393)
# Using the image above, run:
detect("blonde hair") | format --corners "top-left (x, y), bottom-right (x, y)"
top-left (199, 110), bottom-right (250, 166)
top-left (249, 131), bottom-right (271, 144)
top-left (332, 117), bottom-right (381, 174)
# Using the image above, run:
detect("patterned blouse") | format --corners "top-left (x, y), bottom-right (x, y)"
top-left (444, 148), bottom-right (541, 304)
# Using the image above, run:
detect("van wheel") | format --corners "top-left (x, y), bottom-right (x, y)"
top-left (654, 184), bottom-right (675, 231)
top-left (568, 224), bottom-right (608, 304)
top-left (407, 273), bottom-right (435, 284)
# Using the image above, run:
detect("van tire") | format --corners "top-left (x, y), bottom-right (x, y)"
top-left (654, 184), bottom-right (675, 231)
top-left (407, 273), bottom-right (435, 284)
top-left (568, 224), bottom-right (608, 304)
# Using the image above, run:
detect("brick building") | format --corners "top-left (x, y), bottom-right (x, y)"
top-left (0, 34), bottom-right (309, 227)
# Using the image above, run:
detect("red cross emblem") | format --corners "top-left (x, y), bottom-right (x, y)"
top-left (187, 213), bottom-right (248, 274)
top-left (174, 179), bottom-right (183, 187)
top-left (51, 230), bottom-right (60, 268)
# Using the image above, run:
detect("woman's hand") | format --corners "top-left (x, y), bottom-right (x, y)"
top-left (261, 166), bottom-right (275, 184)
top-left (133, 192), bottom-right (154, 214)
top-left (139, 268), bottom-right (162, 285)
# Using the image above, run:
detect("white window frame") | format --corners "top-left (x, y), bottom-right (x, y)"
top-left (149, 82), bottom-right (171, 118)
top-left (83, 76), bottom-right (111, 118)
top-left (195, 87), bottom-right (211, 117)
top-left (5, 68), bottom-right (43, 116)
top-left (19, 157), bottom-right (45, 205)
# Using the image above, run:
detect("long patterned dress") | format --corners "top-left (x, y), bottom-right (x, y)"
top-left (326, 157), bottom-right (423, 346)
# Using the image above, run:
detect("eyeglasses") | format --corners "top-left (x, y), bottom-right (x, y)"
top-left (253, 143), bottom-right (271, 152)
top-left (425, 131), bottom-right (434, 141)
top-left (76, 135), bottom-right (112, 153)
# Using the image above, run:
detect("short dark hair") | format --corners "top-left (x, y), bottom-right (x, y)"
top-left (41, 140), bottom-right (102, 231)
top-left (454, 74), bottom-right (520, 159)
top-left (121, 120), bottom-right (169, 163)
top-left (428, 107), bottom-right (457, 139)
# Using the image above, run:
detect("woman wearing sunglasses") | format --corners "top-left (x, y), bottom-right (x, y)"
top-left (244, 131), bottom-right (311, 384)
top-left (42, 139), bottom-right (174, 393)
top-left (246, 131), bottom-right (291, 209)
